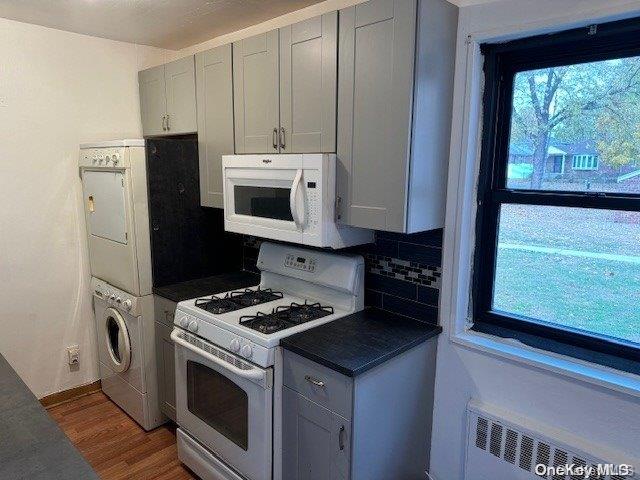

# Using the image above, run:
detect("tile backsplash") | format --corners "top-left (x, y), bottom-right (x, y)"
top-left (241, 229), bottom-right (443, 325)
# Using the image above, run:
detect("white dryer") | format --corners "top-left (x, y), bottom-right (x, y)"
top-left (79, 140), bottom-right (151, 296)
top-left (92, 277), bottom-right (164, 430)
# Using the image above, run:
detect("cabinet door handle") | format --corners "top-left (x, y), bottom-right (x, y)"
top-left (272, 128), bottom-right (278, 150)
top-left (162, 115), bottom-right (167, 131)
top-left (166, 114), bottom-right (170, 131)
top-left (339, 425), bottom-right (345, 451)
top-left (304, 375), bottom-right (325, 388)
top-left (279, 127), bottom-right (286, 150)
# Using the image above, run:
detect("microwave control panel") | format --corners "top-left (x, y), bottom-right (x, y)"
top-left (285, 253), bottom-right (317, 273)
top-left (306, 181), bottom-right (320, 228)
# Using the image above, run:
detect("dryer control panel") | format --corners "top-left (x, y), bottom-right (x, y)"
top-left (91, 278), bottom-right (139, 316)
top-left (79, 147), bottom-right (127, 169)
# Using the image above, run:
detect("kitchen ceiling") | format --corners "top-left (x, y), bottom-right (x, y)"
top-left (0, 0), bottom-right (327, 50)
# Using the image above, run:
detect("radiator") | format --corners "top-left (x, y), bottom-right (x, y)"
top-left (465, 400), bottom-right (637, 480)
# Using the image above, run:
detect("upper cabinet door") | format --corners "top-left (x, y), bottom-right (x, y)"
top-left (233, 30), bottom-right (280, 154)
top-left (279, 12), bottom-right (337, 153)
top-left (139, 65), bottom-right (167, 137)
top-left (337, 0), bottom-right (417, 232)
top-left (164, 56), bottom-right (197, 135)
top-left (195, 45), bottom-right (235, 209)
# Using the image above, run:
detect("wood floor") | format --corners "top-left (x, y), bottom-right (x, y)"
top-left (47, 391), bottom-right (197, 480)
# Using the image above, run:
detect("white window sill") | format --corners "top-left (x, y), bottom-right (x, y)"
top-left (450, 329), bottom-right (640, 399)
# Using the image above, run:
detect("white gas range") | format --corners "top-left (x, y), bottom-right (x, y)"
top-left (171, 242), bottom-right (364, 480)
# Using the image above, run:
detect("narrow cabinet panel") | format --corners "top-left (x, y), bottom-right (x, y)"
top-left (196, 45), bottom-right (234, 208)
top-left (164, 56), bottom-right (197, 134)
top-left (139, 65), bottom-right (167, 137)
top-left (280, 12), bottom-right (337, 153)
top-left (282, 387), bottom-right (351, 480)
top-left (233, 30), bottom-right (280, 153)
top-left (337, 0), bottom-right (417, 232)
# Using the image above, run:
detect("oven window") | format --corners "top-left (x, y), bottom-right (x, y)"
top-left (234, 186), bottom-right (293, 221)
top-left (187, 361), bottom-right (249, 451)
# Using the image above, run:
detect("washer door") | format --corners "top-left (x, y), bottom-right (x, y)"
top-left (103, 307), bottom-right (131, 373)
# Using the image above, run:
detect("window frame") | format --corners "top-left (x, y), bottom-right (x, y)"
top-left (473, 17), bottom-right (640, 372)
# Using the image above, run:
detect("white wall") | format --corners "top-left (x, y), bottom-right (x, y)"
top-left (430, 1), bottom-right (640, 479)
top-left (0, 17), bottom-right (169, 398)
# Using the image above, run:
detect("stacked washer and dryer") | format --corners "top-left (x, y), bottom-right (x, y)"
top-left (79, 140), bottom-right (165, 431)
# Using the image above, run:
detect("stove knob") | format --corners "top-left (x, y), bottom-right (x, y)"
top-left (230, 339), bottom-right (241, 352)
top-left (122, 299), bottom-right (132, 310)
top-left (188, 320), bottom-right (199, 333)
top-left (241, 344), bottom-right (253, 359)
top-left (179, 315), bottom-right (189, 328)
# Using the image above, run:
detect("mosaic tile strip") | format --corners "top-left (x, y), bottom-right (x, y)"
top-left (365, 254), bottom-right (442, 289)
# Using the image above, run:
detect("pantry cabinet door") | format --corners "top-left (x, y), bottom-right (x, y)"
top-left (139, 65), bottom-right (167, 136)
top-left (279, 12), bottom-right (337, 153)
top-left (196, 45), bottom-right (235, 208)
top-left (164, 56), bottom-right (197, 134)
top-left (233, 30), bottom-right (280, 153)
top-left (336, 0), bottom-right (416, 232)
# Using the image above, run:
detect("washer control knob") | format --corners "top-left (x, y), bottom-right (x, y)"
top-left (187, 320), bottom-right (199, 333)
top-left (109, 294), bottom-right (116, 301)
top-left (179, 315), bottom-right (189, 328)
top-left (241, 344), bottom-right (253, 358)
top-left (115, 296), bottom-right (122, 304)
top-left (122, 299), bottom-right (132, 310)
top-left (230, 339), bottom-right (241, 352)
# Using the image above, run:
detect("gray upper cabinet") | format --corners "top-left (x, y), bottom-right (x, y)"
top-left (282, 386), bottom-right (351, 480)
top-left (280, 12), bottom-right (337, 153)
top-left (196, 45), bottom-right (235, 208)
top-left (139, 65), bottom-right (167, 137)
top-left (164, 56), bottom-right (197, 135)
top-left (337, 0), bottom-right (458, 233)
top-left (139, 56), bottom-right (197, 136)
top-left (233, 30), bottom-right (280, 154)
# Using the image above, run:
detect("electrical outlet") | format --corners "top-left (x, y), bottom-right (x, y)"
top-left (67, 345), bottom-right (80, 366)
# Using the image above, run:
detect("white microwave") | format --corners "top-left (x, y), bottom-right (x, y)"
top-left (222, 154), bottom-right (373, 248)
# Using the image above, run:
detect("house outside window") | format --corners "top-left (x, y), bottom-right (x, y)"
top-left (474, 17), bottom-right (640, 374)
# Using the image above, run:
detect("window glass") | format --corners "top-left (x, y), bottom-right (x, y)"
top-left (506, 56), bottom-right (640, 193)
top-left (492, 204), bottom-right (640, 344)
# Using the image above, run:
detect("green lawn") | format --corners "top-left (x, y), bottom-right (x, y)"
top-left (493, 247), bottom-right (640, 344)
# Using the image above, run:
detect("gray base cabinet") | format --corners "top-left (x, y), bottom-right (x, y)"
top-left (154, 295), bottom-right (177, 421)
top-left (282, 339), bottom-right (437, 480)
top-left (196, 44), bottom-right (235, 208)
top-left (336, 0), bottom-right (458, 232)
top-left (139, 56), bottom-right (197, 137)
top-left (283, 387), bottom-right (351, 480)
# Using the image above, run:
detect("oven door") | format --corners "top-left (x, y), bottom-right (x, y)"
top-left (223, 155), bottom-right (307, 244)
top-left (172, 329), bottom-right (273, 480)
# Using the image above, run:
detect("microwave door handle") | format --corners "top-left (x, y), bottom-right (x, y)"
top-left (289, 169), bottom-right (303, 229)
top-left (170, 330), bottom-right (265, 383)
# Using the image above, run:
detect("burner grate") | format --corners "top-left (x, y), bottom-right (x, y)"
top-left (194, 288), bottom-right (284, 314)
top-left (240, 300), bottom-right (334, 334)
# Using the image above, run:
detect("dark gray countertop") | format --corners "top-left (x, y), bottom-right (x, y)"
top-left (0, 354), bottom-right (98, 480)
top-left (153, 271), bottom-right (260, 303)
top-left (280, 308), bottom-right (442, 377)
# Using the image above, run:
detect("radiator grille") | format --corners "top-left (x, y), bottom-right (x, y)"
top-left (471, 415), bottom-right (634, 480)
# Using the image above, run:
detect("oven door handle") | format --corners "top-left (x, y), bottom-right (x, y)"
top-left (171, 330), bottom-right (266, 384)
top-left (289, 169), bottom-right (304, 229)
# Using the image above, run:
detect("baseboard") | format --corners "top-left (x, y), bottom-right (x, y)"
top-left (41, 380), bottom-right (102, 409)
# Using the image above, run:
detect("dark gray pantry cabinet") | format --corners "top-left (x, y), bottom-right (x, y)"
top-left (138, 0), bottom-right (457, 231)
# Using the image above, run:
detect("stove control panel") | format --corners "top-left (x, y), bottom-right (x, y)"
top-left (79, 147), bottom-right (128, 168)
top-left (284, 253), bottom-right (317, 273)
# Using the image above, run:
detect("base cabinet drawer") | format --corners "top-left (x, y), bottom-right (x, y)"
top-left (283, 350), bottom-right (352, 419)
top-left (282, 386), bottom-right (351, 480)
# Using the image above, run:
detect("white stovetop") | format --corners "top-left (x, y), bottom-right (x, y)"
top-left (177, 285), bottom-right (351, 349)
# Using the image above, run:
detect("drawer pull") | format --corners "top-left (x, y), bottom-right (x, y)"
top-left (305, 375), bottom-right (325, 388)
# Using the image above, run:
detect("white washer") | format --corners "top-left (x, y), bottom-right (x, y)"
top-left (92, 277), bottom-right (164, 430)
top-left (79, 140), bottom-right (151, 297)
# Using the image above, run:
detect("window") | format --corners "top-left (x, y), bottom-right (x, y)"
top-left (474, 18), bottom-right (640, 373)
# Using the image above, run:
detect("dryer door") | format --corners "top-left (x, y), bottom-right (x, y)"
top-left (103, 307), bottom-right (132, 373)
top-left (83, 170), bottom-right (128, 244)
